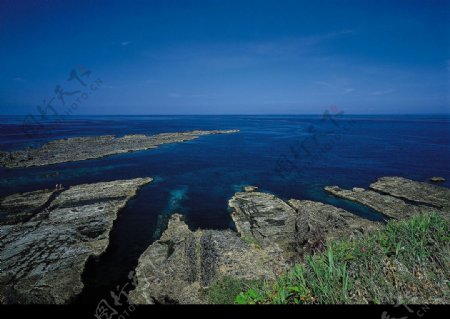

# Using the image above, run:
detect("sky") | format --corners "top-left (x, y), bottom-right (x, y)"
top-left (0, 0), bottom-right (448, 115)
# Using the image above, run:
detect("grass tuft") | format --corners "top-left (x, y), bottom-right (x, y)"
top-left (234, 213), bottom-right (449, 304)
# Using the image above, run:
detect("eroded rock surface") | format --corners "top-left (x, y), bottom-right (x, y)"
top-left (0, 177), bottom-right (152, 304)
top-left (370, 177), bottom-right (450, 210)
top-left (228, 191), bottom-right (381, 259)
top-left (325, 177), bottom-right (449, 220)
top-left (128, 214), bottom-right (286, 304)
top-left (0, 130), bottom-right (239, 168)
top-left (130, 189), bottom-right (382, 304)
top-left (131, 178), bottom-right (450, 304)
top-left (0, 189), bottom-right (57, 225)
top-left (287, 199), bottom-right (381, 255)
top-left (324, 186), bottom-right (426, 220)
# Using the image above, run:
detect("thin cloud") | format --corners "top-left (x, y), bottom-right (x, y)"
top-left (344, 88), bottom-right (355, 94)
top-left (314, 81), bottom-right (355, 94)
top-left (370, 89), bottom-right (396, 96)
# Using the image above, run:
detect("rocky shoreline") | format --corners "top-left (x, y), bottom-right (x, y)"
top-left (0, 130), bottom-right (239, 168)
top-left (325, 176), bottom-right (450, 220)
top-left (0, 177), bottom-right (152, 304)
top-left (129, 176), bottom-right (449, 304)
top-left (0, 175), bottom-right (448, 304)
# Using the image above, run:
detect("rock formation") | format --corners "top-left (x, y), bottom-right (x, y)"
top-left (430, 176), bottom-right (446, 183)
top-left (325, 177), bottom-right (449, 220)
top-left (0, 177), bottom-right (152, 304)
top-left (370, 176), bottom-right (450, 210)
top-left (0, 130), bottom-right (239, 168)
top-left (129, 187), bottom-right (381, 304)
top-left (228, 190), bottom-right (381, 260)
top-left (128, 214), bottom-right (286, 304)
top-left (0, 189), bottom-right (58, 225)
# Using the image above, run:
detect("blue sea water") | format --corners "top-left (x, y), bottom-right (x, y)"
top-left (0, 114), bottom-right (449, 304)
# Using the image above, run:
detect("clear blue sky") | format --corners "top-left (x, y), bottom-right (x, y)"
top-left (0, 0), bottom-right (448, 114)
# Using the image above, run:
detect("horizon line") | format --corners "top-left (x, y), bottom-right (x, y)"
top-left (0, 113), bottom-right (450, 116)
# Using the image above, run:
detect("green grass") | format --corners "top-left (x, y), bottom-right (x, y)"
top-left (233, 213), bottom-right (449, 304)
top-left (204, 277), bottom-right (264, 304)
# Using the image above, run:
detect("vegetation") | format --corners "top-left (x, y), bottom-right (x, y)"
top-left (214, 213), bottom-right (450, 304)
top-left (205, 277), bottom-right (264, 304)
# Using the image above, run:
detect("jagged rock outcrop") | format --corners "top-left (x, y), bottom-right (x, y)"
top-left (0, 189), bottom-right (58, 225)
top-left (0, 130), bottom-right (239, 168)
top-left (129, 187), bottom-right (383, 304)
top-left (228, 191), bottom-right (298, 255)
top-left (325, 177), bottom-right (449, 220)
top-left (0, 177), bottom-right (152, 304)
top-left (287, 199), bottom-right (381, 255)
top-left (228, 191), bottom-right (381, 260)
top-left (128, 214), bottom-right (286, 304)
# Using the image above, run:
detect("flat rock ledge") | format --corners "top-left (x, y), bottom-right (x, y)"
top-left (129, 188), bottom-right (381, 304)
top-left (0, 177), bottom-right (152, 304)
top-left (0, 130), bottom-right (239, 168)
top-left (325, 176), bottom-right (450, 220)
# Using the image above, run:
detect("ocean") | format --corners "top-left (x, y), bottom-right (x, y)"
top-left (0, 114), bottom-right (449, 303)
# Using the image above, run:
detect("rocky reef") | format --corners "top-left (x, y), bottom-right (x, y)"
top-left (370, 176), bottom-right (450, 210)
top-left (0, 130), bottom-right (239, 168)
top-left (325, 176), bottom-right (449, 220)
top-left (0, 177), bottom-right (152, 304)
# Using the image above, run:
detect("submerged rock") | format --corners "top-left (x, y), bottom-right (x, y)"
top-left (0, 130), bottom-right (239, 168)
top-left (0, 177), bottom-right (152, 304)
top-left (430, 176), bottom-right (446, 183)
top-left (243, 186), bottom-right (259, 192)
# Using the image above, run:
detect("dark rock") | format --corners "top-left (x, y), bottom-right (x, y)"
top-left (430, 176), bottom-right (446, 183)
top-left (0, 177), bottom-right (152, 304)
top-left (128, 214), bottom-right (286, 304)
top-left (0, 130), bottom-right (239, 168)
top-left (0, 189), bottom-right (57, 225)
top-left (228, 191), bottom-right (381, 260)
top-left (243, 186), bottom-right (258, 192)
top-left (324, 185), bottom-right (427, 220)
top-left (369, 176), bottom-right (450, 210)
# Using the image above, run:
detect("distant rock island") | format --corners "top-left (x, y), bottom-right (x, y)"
top-left (0, 130), bottom-right (239, 168)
